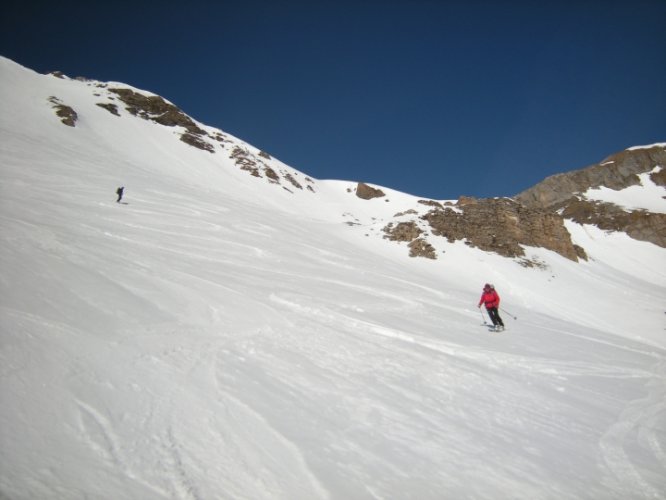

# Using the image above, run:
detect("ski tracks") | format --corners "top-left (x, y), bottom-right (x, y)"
top-left (163, 425), bottom-right (204, 500)
top-left (208, 336), bottom-right (332, 500)
top-left (599, 358), bottom-right (666, 498)
top-left (75, 399), bottom-right (170, 498)
top-left (73, 335), bottom-right (219, 500)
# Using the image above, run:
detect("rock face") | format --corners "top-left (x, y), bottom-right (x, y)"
top-left (408, 238), bottom-right (437, 259)
top-left (383, 221), bottom-right (422, 242)
top-left (516, 146), bottom-right (666, 208)
top-left (561, 200), bottom-right (666, 248)
top-left (48, 96), bottom-right (77, 126)
top-left (516, 145), bottom-right (666, 248)
top-left (367, 146), bottom-right (664, 262)
top-left (422, 197), bottom-right (586, 261)
top-left (108, 88), bottom-right (205, 133)
top-left (379, 197), bottom-right (586, 262)
top-left (356, 183), bottom-right (385, 200)
top-left (368, 146), bottom-right (663, 262)
top-left (382, 222), bottom-right (437, 259)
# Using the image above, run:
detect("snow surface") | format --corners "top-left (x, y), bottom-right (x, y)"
top-left (628, 143), bottom-right (666, 151)
top-left (1, 56), bottom-right (666, 500)
top-left (583, 168), bottom-right (666, 214)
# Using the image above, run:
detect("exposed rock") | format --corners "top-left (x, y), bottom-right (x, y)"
top-left (96, 102), bottom-right (120, 116)
top-left (48, 96), bottom-right (77, 127)
top-left (408, 238), bottom-right (437, 259)
top-left (55, 105), bottom-right (77, 127)
top-left (516, 145), bottom-right (666, 248)
top-left (212, 132), bottom-right (227, 143)
top-left (650, 168), bottom-right (666, 187)
top-left (230, 146), bottom-right (261, 177)
top-left (418, 199), bottom-right (445, 209)
top-left (105, 87), bottom-right (222, 154)
top-left (383, 221), bottom-right (422, 242)
top-left (457, 196), bottom-right (478, 207)
top-left (181, 132), bottom-right (215, 153)
top-left (422, 198), bottom-right (585, 261)
top-left (562, 199), bottom-right (666, 247)
top-left (382, 222), bottom-right (436, 259)
top-left (108, 88), bottom-right (207, 135)
top-left (264, 167), bottom-right (279, 182)
top-left (284, 173), bottom-right (303, 190)
top-left (516, 146), bottom-right (666, 209)
top-left (356, 183), bottom-right (385, 200)
top-left (394, 209), bottom-right (418, 217)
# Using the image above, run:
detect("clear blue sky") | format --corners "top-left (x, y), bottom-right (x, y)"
top-left (2, 0), bottom-right (665, 199)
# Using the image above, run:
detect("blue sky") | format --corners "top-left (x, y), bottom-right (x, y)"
top-left (2, 0), bottom-right (664, 199)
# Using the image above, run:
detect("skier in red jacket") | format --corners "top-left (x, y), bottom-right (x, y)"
top-left (478, 283), bottom-right (505, 331)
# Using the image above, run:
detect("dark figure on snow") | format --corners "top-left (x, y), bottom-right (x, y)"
top-left (478, 283), bottom-right (504, 331)
top-left (116, 186), bottom-right (124, 203)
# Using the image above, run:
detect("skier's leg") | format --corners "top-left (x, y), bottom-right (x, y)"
top-left (487, 308), bottom-right (498, 327)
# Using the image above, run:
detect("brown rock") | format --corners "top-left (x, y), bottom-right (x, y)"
top-left (408, 238), bottom-right (437, 259)
top-left (422, 198), bottom-right (584, 261)
top-left (356, 183), bottom-right (385, 200)
top-left (383, 222), bottom-right (422, 242)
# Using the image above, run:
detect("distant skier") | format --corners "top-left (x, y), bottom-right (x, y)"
top-left (116, 186), bottom-right (124, 203)
top-left (478, 283), bottom-right (505, 331)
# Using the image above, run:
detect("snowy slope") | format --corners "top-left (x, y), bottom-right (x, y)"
top-left (583, 167), bottom-right (666, 214)
top-left (1, 56), bottom-right (665, 500)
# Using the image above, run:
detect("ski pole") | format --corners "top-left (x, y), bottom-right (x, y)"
top-left (479, 307), bottom-right (488, 325)
top-left (500, 307), bottom-right (517, 320)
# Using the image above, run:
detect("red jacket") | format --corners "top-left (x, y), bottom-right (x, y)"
top-left (479, 290), bottom-right (500, 309)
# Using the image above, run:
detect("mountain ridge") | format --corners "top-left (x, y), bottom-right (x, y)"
top-left (8, 56), bottom-right (664, 263)
top-left (515, 145), bottom-right (666, 249)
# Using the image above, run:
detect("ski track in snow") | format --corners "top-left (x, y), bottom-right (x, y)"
top-left (75, 399), bottom-right (171, 498)
top-left (598, 359), bottom-right (666, 499)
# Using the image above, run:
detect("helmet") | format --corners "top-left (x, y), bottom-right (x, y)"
top-left (483, 283), bottom-right (491, 290)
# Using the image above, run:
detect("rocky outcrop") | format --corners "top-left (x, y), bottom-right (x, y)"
top-left (516, 146), bottom-right (666, 209)
top-left (181, 132), bottom-right (215, 153)
top-left (356, 183), bottom-right (385, 200)
top-left (40, 66), bottom-right (317, 194)
top-left (562, 199), bottom-right (666, 247)
top-left (650, 168), bottom-right (666, 186)
top-left (96, 102), bottom-right (120, 116)
top-left (108, 88), bottom-right (207, 134)
top-left (516, 145), bottom-right (666, 248)
top-left (383, 221), bottom-right (422, 242)
top-left (382, 222), bottom-right (437, 259)
top-left (422, 197), bottom-right (586, 261)
top-left (106, 87), bottom-right (220, 153)
top-left (408, 238), bottom-right (437, 259)
top-left (48, 96), bottom-right (77, 127)
top-left (380, 196), bottom-right (586, 262)
top-left (103, 86), bottom-right (315, 191)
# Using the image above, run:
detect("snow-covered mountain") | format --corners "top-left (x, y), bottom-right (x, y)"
top-left (1, 56), bottom-right (665, 499)
top-left (517, 145), bottom-right (666, 248)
